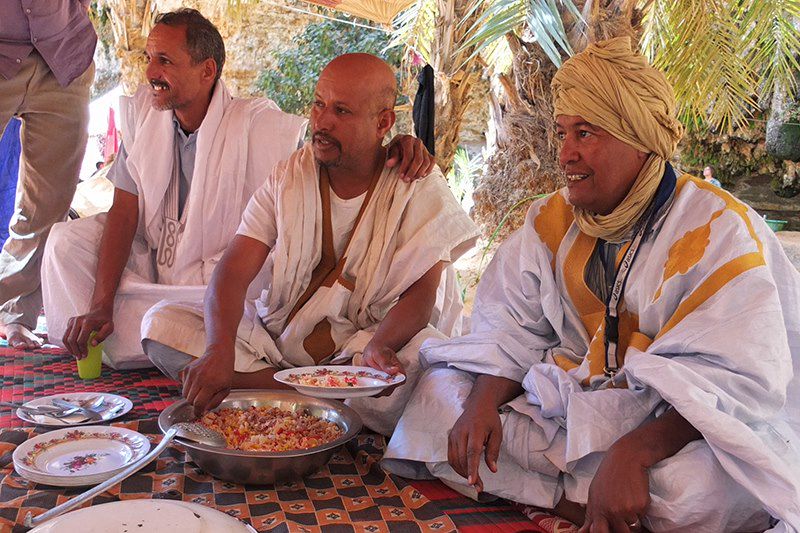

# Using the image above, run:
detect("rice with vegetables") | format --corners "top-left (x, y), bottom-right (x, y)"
top-left (286, 368), bottom-right (391, 387)
top-left (200, 406), bottom-right (343, 451)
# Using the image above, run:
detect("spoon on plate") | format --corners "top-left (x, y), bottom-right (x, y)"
top-left (51, 397), bottom-right (106, 422)
top-left (24, 422), bottom-right (226, 528)
top-left (1, 396), bottom-right (102, 419)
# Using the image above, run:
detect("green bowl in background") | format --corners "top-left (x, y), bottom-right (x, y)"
top-left (765, 219), bottom-right (788, 232)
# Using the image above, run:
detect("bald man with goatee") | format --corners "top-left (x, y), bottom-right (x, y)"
top-left (143, 54), bottom-right (479, 436)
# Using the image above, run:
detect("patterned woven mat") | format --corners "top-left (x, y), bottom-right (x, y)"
top-left (0, 345), bottom-right (178, 429)
top-left (0, 419), bottom-right (457, 532)
top-left (0, 344), bottom-right (571, 532)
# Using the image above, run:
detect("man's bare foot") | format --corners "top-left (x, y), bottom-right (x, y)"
top-left (552, 495), bottom-right (586, 527)
top-left (2, 323), bottom-right (43, 350)
top-left (515, 496), bottom-right (585, 528)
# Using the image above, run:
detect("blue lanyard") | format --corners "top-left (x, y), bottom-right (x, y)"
top-left (602, 165), bottom-right (676, 378)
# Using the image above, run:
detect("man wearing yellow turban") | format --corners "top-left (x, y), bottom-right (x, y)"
top-left (384, 37), bottom-right (800, 532)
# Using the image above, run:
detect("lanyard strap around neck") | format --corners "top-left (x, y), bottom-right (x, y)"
top-left (602, 202), bottom-right (657, 378)
top-left (603, 165), bottom-right (677, 378)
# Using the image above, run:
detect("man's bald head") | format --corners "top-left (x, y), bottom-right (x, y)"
top-left (311, 54), bottom-right (397, 171)
top-left (320, 54), bottom-right (397, 113)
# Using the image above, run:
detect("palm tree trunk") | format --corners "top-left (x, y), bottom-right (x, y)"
top-left (473, 36), bottom-right (564, 238)
top-left (429, 0), bottom-right (485, 173)
top-left (434, 67), bottom-right (478, 174)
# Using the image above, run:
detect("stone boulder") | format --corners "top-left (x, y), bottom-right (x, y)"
top-left (766, 116), bottom-right (800, 162)
top-left (766, 78), bottom-right (800, 162)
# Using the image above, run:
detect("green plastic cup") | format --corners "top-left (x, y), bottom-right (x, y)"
top-left (77, 332), bottom-right (103, 379)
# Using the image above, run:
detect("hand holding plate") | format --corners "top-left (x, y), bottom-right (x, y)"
top-left (361, 343), bottom-right (405, 397)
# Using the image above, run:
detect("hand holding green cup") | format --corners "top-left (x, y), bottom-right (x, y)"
top-left (77, 331), bottom-right (103, 379)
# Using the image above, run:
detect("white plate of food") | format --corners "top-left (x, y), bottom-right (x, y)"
top-left (15, 392), bottom-right (133, 427)
top-left (274, 365), bottom-right (405, 398)
top-left (28, 499), bottom-right (257, 532)
top-left (13, 425), bottom-right (150, 487)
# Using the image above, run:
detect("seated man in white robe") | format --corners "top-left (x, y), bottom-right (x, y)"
top-left (143, 54), bottom-right (478, 436)
top-left (41, 10), bottom-right (434, 370)
top-left (383, 37), bottom-right (800, 532)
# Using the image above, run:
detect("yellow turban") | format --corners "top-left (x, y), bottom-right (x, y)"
top-left (551, 37), bottom-right (684, 242)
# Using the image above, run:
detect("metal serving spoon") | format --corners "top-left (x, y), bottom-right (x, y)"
top-left (24, 422), bottom-right (226, 528)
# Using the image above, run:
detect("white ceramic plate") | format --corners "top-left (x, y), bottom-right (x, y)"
top-left (16, 392), bottom-right (133, 427)
top-left (274, 365), bottom-right (405, 399)
top-left (28, 499), bottom-right (257, 533)
top-left (13, 425), bottom-right (150, 487)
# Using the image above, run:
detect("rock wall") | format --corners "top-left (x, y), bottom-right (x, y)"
top-left (90, 9), bottom-right (121, 98)
top-left (676, 115), bottom-right (800, 229)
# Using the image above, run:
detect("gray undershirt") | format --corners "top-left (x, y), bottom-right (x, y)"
top-left (585, 188), bottom-right (675, 303)
top-left (586, 240), bottom-right (623, 304)
top-left (109, 115), bottom-right (197, 217)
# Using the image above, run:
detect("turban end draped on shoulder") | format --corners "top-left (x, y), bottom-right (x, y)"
top-left (551, 37), bottom-right (684, 242)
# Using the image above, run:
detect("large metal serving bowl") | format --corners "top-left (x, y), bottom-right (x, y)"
top-left (158, 390), bottom-right (362, 485)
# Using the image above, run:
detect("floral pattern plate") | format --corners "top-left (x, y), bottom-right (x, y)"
top-left (12, 425), bottom-right (150, 487)
top-left (274, 365), bottom-right (406, 399)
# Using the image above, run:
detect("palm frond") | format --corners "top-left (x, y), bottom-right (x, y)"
top-left (482, 33), bottom-right (515, 74)
top-left (642, 0), bottom-right (760, 132)
top-left (459, 0), bottom-right (526, 53)
top-left (739, 0), bottom-right (800, 98)
top-left (525, 0), bottom-right (575, 65)
top-left (391, 0), bottom-right (437, 63)
top-left (457, 0), bottom-right (581, 69)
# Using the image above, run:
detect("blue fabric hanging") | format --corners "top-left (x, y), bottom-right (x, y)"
top-left (0, 118), bottom-right (22, 247)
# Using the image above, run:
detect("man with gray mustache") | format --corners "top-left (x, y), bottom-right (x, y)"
top-left (41, 9), bottom-right (434, 370)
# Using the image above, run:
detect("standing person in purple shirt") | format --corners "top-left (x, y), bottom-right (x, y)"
top-left (0, 1), bottom-right (96, 349)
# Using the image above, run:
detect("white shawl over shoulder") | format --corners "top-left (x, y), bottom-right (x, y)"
top-left (119, 81), bottom-right (306, 286)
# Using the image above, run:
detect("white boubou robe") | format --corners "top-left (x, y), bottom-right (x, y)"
top-left (42, 81), bottom-right (306, 369)
top-left (384, 175), bottom-right (800, 532)
top-left (254, 145), bottom-right (478, 366)
top-left (143, 144), bottom-right (479, 434)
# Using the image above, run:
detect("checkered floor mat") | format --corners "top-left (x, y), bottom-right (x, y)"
top-left (0, 344), bottom-right (179, 429)
top-left (0, 343), bottom-right (568, 531)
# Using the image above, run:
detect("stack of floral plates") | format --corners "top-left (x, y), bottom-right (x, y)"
top-left (12, 425), bottom-right (150, 486)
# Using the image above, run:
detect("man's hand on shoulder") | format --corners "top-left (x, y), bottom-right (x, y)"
top-left (63, 308), bottom-right (114, 359)
top-left (447, 401), bottom-right (502, 493)
top-left (579, 439), bottom-right (650, 533)
top-left (385, 135), bottom-right (435, 182)
top-left (181, 345), bottom-right (235, 418)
